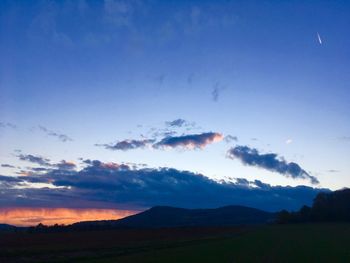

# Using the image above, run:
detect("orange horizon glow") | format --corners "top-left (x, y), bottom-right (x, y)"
top-left (0, 207), bottom-right (138, 227)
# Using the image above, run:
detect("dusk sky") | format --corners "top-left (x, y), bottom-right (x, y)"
top-left (0, 0), bottom-right (349, 226)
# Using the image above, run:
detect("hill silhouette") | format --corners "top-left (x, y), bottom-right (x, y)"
top-left (72, 205), bottom-right (275, 229)
top-left (0, 224), bottom-right (18, 232)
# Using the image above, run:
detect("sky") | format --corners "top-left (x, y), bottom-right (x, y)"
top-left (0, 0), bottom-right (349, 226)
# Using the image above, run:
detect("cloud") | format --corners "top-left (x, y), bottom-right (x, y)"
top-left (0, 122), bottom-right (16, 129)
top-left (285, 139), bottom-right (293, 144)
top-left (212, 87), bottom-right (219, 102)
top-left (17, 153), bottom-right (77, 171)
top-left (0, 161), bottom-right (328, 212)
top-left (1, 164), bottom-right (16, 168)
top-left (227, 146), bottom-right (319, 185)
top-left (39, 126), bottom-right (73, 142)
top-left (317, 32), bottom-right (322, 45)
top-left (98, 121), bottom-right (217, 151)
top-left (211, 82), bottom-right (226, 102)
top-left (154, 132), bottom-right (223, 149)
top-left (96, 139), bottom-right (155, 151)
top-left (142, 119), bottom-right (199, 140)
top-left (18, 154), bottom-right (51, 166)
top-left (55, 160), bottom-right (76, 170)
top-left (224, 135), bottom-right (238, 143)
top-left (29, 167), bottom-right (51, 172)
top-left (0, 175), bottom-right (23, 184)
top-left (165, 118), bottom-right (197, 129)
top-left (166, 119), bottom-right (187, 127)
top-left (327, 169), bottom-right (340, 173)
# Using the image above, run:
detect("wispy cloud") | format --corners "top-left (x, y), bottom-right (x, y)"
top-left (0, 122), bottom-right (17, 129)
top-left (96, 139), bottom-right (155, 151)
top-left (166, 118), bottom-right (187, 127)
top-left (285, 139), bottom-right (293, 144)
top-left (165, 118), bottom-right (196, 129)
top-left (211, 82), bottom-right (226, 102)
top-left (17, 153), bottom-right (76, 171)
top-left (317, 32), bottom-right (322, 45)
top-left (327, 169), bottom-right (340, 173)
top-left (1, 164), bottom-right (16, 168)
top-left (227, 145), bottom-right (319, 185)
top-left (18, 154), bottom-right (51, 167)
top-left (224, 135), bottom-right (238, 143)
top-left (39, 126), bottom-right (73, 142)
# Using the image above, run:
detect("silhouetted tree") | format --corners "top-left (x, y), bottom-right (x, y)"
top-left (277, 188), bottom-right (350, 223)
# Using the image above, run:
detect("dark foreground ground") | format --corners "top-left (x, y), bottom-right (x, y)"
top-left (1, 223), bottom-right (350, 262)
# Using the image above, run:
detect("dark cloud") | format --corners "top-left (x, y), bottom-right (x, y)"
top-left (0, 161), bottom-right (328, 211)
top-left (98, 123), bottom-right (218, 151)
top-left (56, 160), bottom-right (76, 170)
top-left (18, 154), bottom-right (51, 166)
top-left (30, 167), bottom-right (51, 172)
top-left (96, 139), bottom-right (155, 151)
top-left (166, 119), bottom-right (187, 127)
top-left (17, 153), bottom-right (77, 171)
top-left (165, 118), bottom-right (197, 129)
top-left (227, 146), bottom-right (319, 185)
top-left (212, 87), bottom-right (219, 101)
top-left (81, 159), bottom-right (130, 170)
top-left (39, 126), bottom-right (73, 142)
top-left (339, 136), bottom-right (350, 141)
top-left (154, 132), bottom-right (223, 149)
top-left (1, 164), bottom-right (16, 168)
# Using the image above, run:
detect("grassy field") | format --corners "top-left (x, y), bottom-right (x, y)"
top-left (1, 224), bottom-right (350, 262)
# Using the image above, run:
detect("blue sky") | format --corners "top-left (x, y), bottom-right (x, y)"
top-left (0, 0), bottom-right (349, 224)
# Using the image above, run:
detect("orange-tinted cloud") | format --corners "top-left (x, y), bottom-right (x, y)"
top-left (155, 132), bottom-right (223, 149)
top-left (0, 207), bottom-right (137, 226)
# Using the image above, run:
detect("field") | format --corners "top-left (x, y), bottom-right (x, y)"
top-left (1, 224), bottom-right (350, 262)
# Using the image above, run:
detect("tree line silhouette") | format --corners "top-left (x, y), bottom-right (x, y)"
top-left (277, 188), bottom-right (350, 223)
top-left (25, 189), bottom-right (350, 232)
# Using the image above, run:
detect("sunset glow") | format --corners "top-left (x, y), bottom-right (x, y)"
top-left (0, 208), bottom-right (137, 227)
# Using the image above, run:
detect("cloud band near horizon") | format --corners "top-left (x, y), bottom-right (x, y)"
top-left (0, 159), bottom-right (327, 213)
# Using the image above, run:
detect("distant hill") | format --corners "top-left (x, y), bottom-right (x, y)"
top-left (72, 205), bottom-right (276, 229)
top-left (0, 224), bottom-right (17, 232)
